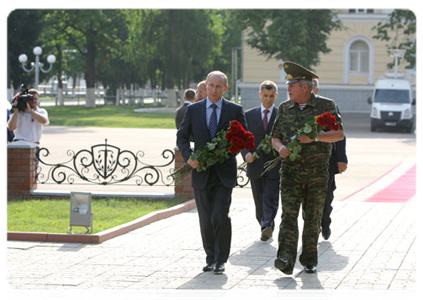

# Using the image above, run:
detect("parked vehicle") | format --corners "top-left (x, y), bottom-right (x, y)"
top-left (368, 77), bottom-right (415, 133)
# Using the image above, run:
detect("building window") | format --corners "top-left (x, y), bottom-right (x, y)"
top-left (343, 35), bottom-right (374, 84)
top-left (349, 40), bottom-right (369, 74)
top-left (348, 9), bottom-right (374, 13)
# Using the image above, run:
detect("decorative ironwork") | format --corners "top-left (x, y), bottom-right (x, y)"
top-left (36, 139), bottom-right (175, 186)
top-left (236, 166), bottom-right (250, 188)
top-left (36, 139), bottom-right (250, 188)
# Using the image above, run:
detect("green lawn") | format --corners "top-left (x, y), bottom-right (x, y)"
top-left (8, 106), bottom-right (181, 234)
top-left (45, 105), bottom-right (175, 128)
top-left (7, 198), bottom-right (185, 234)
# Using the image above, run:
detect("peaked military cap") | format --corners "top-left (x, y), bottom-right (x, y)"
top-left (283, 61), bottom-right (319, 84)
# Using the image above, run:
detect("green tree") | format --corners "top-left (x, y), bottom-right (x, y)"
top-left (162, 10), bottom-right (224, 106)
top-left (39, 10), bottom-right (71, 105)
top-left (233, 9), bottom-right (341, 70)
top-left (7, 10), bottom-right (45, 90)
top-left (372, 9), bottom-right (416, 70)
top-left (46, 10), bottom-right (126, 107)
top-left (123, 10), bottom-right (165, 91)
top-left (124, 9), bottom-right (224, 107)
top-left (212, 10), bottom-right (243, 98)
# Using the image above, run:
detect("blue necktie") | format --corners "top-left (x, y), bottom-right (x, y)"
top-left (209, 104), bottom-right (218, 138)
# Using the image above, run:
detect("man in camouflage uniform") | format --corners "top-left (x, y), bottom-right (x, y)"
top-left (271, 61), bottom-right (344, 274)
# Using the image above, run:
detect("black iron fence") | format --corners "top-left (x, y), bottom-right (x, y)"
top-left (36, 139), bottom-right (249, 188)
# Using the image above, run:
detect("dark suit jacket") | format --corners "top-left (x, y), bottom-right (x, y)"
top-left (177, 98), bottom-right (247, 189)
top-left (241, 106), bottom-right (280, 180)
top-left (329, 136), bottom-right (347, 175)
top-left (175, 102), bottom-right (190, 129)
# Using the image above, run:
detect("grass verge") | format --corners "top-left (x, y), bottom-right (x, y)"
top-left (7, 198), bottom-right (185, 234)
top-left (45, 105), bottom-right (175, 128)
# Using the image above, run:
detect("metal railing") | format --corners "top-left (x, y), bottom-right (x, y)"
top-left (36, 140), bottom-right (249, 188)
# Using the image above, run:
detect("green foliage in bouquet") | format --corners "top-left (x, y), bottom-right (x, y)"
top-left (190, 129), bottom-right (231, 172)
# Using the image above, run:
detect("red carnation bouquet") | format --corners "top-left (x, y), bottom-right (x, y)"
top-left (262, 111), bottom-right (340, 175)
top-left (171, 120), bottom-right (255, 183)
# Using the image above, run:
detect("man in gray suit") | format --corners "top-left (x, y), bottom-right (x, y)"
top-left (242, 81), bottom-right (281, 241)
top-left (177, 71), bottom-right (247, 274)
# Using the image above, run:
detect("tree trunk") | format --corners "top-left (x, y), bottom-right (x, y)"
top-left (165, 10), bottom-right (178, 108)
top-left (85, 30), bottom-right (96, 108)
top-left (4, 9), bottom-right (13, 101)
top-left (55, 44), bottom-right (64, 106)
top-left (58, 88), bottom-right (64, 106)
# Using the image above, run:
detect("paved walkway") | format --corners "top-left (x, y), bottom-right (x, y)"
top-left (6, 189), bottom-right (417, 299)
top-left (6, 117), bottom-right (418, 299)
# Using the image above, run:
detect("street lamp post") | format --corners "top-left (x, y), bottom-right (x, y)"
top-left (18, 46), bottom-right (56, 90)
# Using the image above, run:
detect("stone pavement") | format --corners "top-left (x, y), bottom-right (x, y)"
top-left (5, 115), bottom-right (418, 299)
top-left (5, 192), bottom-right (417, 299)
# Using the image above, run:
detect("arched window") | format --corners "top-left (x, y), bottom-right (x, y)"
top-left (349, 40), bottom-right (369, 74)
top-left (343, 36), bottom-right (374, 84)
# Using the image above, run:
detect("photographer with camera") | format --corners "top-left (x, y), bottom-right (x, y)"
top-left (8, 86), bottom-right (49, 144)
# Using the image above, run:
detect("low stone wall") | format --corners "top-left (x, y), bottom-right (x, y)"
top-left (173, 148), bottom-right (194, 200)
top-left (7, 141), bottom-right (194, 201)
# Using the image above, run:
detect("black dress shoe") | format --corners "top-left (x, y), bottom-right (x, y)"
top-left (274, 258), bottom-right (292, 275)
top-left (214, 263), bottom-right (225, 274)
top-left (202, 263), bottom-right (214, 272)
top-left (261, 227), bottom-right (273, 241)
top-left (322, 227), bottom-right (331, 240)
top-left (304, 265), bottom-right (317, 273)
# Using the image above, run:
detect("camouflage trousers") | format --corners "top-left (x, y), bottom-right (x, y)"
top-left (277, 162), bottom-right (329, 272)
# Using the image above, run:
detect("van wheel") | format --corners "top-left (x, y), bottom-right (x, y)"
top-left (370, 124), bottom-right (377, 132)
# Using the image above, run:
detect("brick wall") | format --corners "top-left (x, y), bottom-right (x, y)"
top-left (7, 141), bottom-right (38, 199)
top-left (173, 148), bottom-right (194, 200)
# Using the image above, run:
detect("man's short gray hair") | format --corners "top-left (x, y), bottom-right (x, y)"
top-left (206, 71), bottom-right (228, 86)
top-left (197, 80), bottom-right (206, 88)
top-left (299, 80), bottom-right (313, 91)
top-left (312, 78), bottom-right (319, 91)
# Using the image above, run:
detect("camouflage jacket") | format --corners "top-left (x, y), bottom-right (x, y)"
top-left (271, 93), bottom-right (344, 167)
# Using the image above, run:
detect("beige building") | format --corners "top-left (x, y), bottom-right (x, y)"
top-left (239, 9), bottom-right (416, 112)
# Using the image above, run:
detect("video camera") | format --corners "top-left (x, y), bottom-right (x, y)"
top-left (11, 84), bottom-right (34, 111)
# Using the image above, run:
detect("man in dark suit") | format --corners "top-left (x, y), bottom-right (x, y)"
top-left (177, 70), bottom-right (247, 274)
top-left (322, 137), bottom-right (347, 239)
top-left (196, 80), bottom-right (207, 102)
top-left (175, 88), bottom-right (196, 129)
top-left (242, 81), bottom-right (281, 242)
top-left (312, 79), bottom-right (348, 240)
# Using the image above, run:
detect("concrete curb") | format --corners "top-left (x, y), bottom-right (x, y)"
top-left (7, 199), bottom-right (196, 244)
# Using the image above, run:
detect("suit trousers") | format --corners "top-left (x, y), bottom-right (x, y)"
top-left (321, 173), bottom-right (336, 229)
top-left (250, 175), bottom-right (279, 231)
top-left (194, 169), bottom-right (233, 265)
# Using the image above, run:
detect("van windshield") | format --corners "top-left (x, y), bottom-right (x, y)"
top-left (374, 89), bottom-right (410, 104)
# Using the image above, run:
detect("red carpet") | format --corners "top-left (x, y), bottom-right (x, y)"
top-left (364, 164), bottom-right (416, 203)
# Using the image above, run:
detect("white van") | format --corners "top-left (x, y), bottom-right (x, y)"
top-left (368, 77), bottom-right (415, 133)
